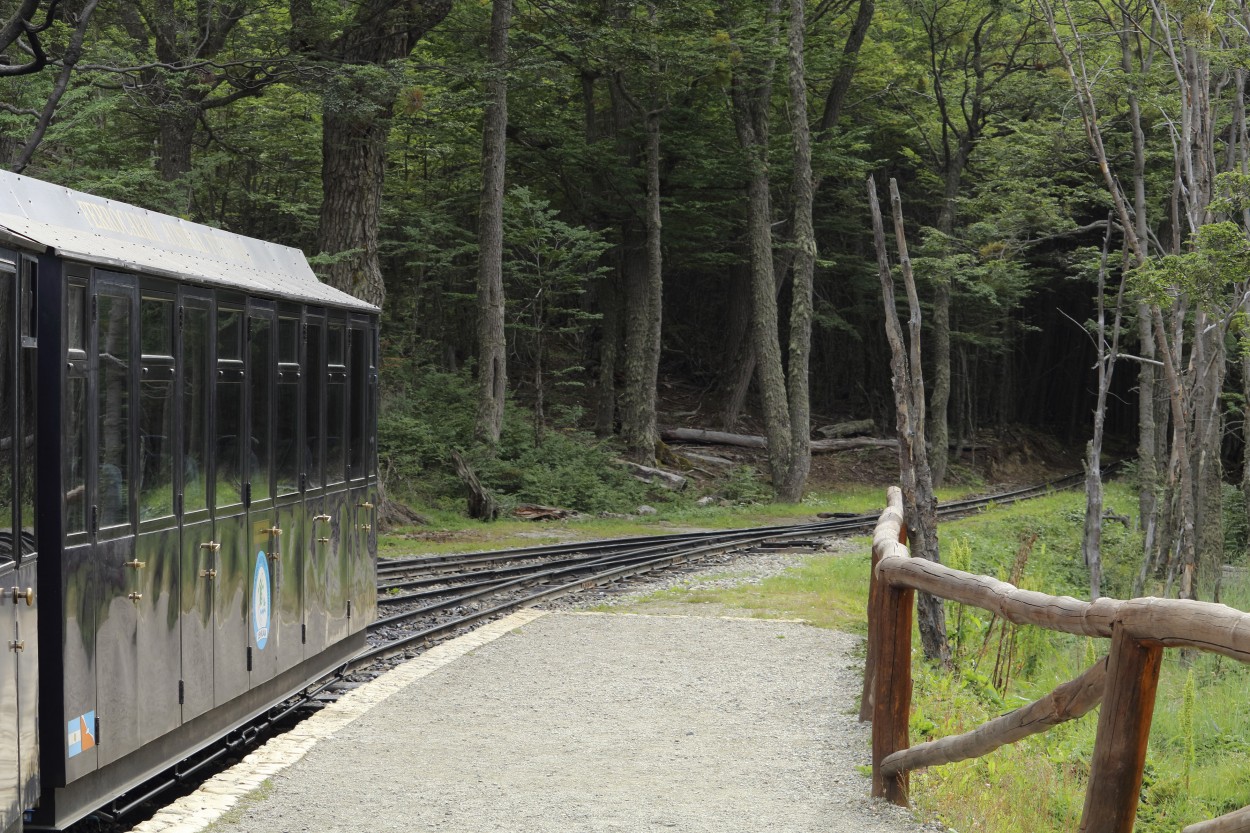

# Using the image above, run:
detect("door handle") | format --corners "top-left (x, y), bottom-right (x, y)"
top-left (265, 526), bottom-right (282, 537)
top-left (128, 592), bottom-right (143, 604)
top-left (357, 501), bottom-right (374, 510)
top-left (313, 514), bottom-right (331, 523)
top-left (125, 559), bottom-right (146, 570)
top-left (10, 587), bottom-right (33, 606)
top-left (200, 541), bottom-right (221, 552)
top-left (199, 569), bottom-right (217, 580)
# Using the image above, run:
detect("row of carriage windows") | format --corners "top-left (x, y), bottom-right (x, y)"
top-left (0, 256), bottom-right (38, 565)
top-left (62, 271), bottom-right (376, 537)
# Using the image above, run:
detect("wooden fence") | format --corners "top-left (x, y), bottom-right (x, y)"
top-left (864, 486), bottom-right (1250, 833)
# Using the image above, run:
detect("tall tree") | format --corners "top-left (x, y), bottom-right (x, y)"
top-left (474, 0), bottom-right (513, 451)
top-left (294, 0), bottom-right (453, 306)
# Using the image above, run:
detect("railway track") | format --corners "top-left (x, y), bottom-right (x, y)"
top-left (351, 467), bottom-right (1097, 675)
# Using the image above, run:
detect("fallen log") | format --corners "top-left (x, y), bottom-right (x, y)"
top-left (659, 427), bottom-right (898, 452)
top-left (618, 460), bottom-right (688, 490)
top-left (513, 504), bottom-right (576, 521)
top-left (816, 418), bottom-right (875, 438)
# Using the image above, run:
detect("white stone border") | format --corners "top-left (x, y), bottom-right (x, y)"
top-left (128, 608), bottom-right (550, 833)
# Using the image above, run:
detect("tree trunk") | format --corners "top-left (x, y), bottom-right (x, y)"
top-left (621, 107), bottom-right (663, 463)
top-left (473, 0), bottom-right (512, 451)
top-left (313, 0), bottom-right (453, 308)
top-left (779, 0), bottom-right (813, 502)
top-left (728, 1), bottom-right (793, 496)
top-left (867, 175), bottom-right (950, 664)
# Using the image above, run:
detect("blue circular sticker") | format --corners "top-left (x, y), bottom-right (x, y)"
top-left (253, 550), bottom-right (271, 650)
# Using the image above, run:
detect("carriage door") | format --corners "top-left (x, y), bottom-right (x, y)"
top-left (178, 295), bottom-right (216, 720)
top-left (345, 321), bottom-right (377, 632)
top-left (134, 288), bottom-right (181, 745)
top-left (91, 274), bottom-right (141, 767)
top-left (212, 302), bottom-right (249, 707)
top-left (272, 310), bottom-right (304, 674)
top-left (14, 255), bottom-right (38, 812)
top-left (322, 318), bottom-right (349, 645)
top-left (302, 314), bottom-right (329, 655)
top-left (246, 305), bottom-right (280, 686)
top-left (0, 254), bottom-right (20, 832)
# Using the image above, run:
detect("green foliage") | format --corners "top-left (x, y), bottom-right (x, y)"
top-left (378, 365), bottom-right (649, 514)
top-left (714, 466), bottom-right (773, 503)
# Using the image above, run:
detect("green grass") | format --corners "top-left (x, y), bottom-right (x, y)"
top-left (589, 479), bottom-right (1250, 832)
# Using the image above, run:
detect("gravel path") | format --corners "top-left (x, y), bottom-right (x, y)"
top-left (195, 606), bottom-right (932, 833)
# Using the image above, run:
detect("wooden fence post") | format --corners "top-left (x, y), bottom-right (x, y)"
top-left (862, 489), bottom-right (907, 722)
top-left (872, 578), bottom-right (913, 805)
top-left (1079, 626), bottom-right (1163, 833)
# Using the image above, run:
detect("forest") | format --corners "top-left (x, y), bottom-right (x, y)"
top-left (4, 0), bottom-right (1250, 604)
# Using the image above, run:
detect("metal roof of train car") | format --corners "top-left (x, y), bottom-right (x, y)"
top-left (0, 170), bottom-right (377, 312)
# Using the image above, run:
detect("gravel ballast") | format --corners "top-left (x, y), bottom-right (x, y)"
top-left (194, 607), bottom-right (932, 833)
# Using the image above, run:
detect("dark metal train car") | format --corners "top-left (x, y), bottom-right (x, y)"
top-left (0, 170), bottom-right (379, 831)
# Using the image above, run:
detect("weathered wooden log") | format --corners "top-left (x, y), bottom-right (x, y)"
top-left (673, 450), bottom-right (737, 468)
top-left (872, 576), bottom-right (913, 806)
top-left (661, 428), bottom-right (768, 448)
top-left (1183, 805), bottom-right (1250, 833)
top-left (1079, 628), bottom-right (1162, 833)
top-left (659, 427), bottom-right (898, 453)
top-left (815, 418), bottom-right (875, 438)
top-left (879, 656), bottom-right (1107, 778)
top-left (861, 486), bottom-right (906, 721)
top-left (875, 555), bottom-right (1250, 662)
top-left (617, 460), bottom-right (688, 490)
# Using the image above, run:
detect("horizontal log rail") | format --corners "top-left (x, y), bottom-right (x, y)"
top-left (865, 486), bottom-right (1250, 833)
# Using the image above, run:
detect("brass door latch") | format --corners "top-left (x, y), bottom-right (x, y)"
top-left (200, 541), bottom-right (221, 552)
top-left (127, 592), bottom-right (143, 604)
top-left (124, 559), bottom-right (146, 570)
top-left (313, 514), bottom-right (331, 523)
top-left (199, 569), bottom-right (217, 580)
top-left (10, 587), bottom-right (33, 606)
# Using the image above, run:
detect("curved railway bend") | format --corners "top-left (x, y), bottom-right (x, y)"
top-left (88, 473), bottom-right (1089, 833)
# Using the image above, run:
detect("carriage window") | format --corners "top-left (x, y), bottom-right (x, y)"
top-left (181, 306), bottom-right (210, 514)
top-left (248, 316), bottom-right (272, 503)
top-left (218, 309), bottom-right (242, 361)
top-left (21, 258), bottom-right (36, 341)
top-left (141, 296), bottom-right (173, 356)
top-left (139, 375), bottom-right (174, 521)
top-left (276, 370), bottom-right (300, 496)
top-left (348, 328), bottom-right (366, 481)
top-left (65, 280), bottom-right (87, 534)
top-left (215, 368), bottom-right (243, 508)
top-left (278, 316), bottom-right (298, 364)
top-left (326, 372), bottom-right (345, 487)
top-left (305, 321), bottom-right (324, 489)
top-left (68, 284), bottom-right (85, 351)
top-left (215, 308), bottom-right (244, 509)
top-left (0, 270), bottom-right (13, 563)
top-left (18, 342), bottom-right (36, 554)
top-left (64, 373), bottom-right (87, 534)
top-left (97, 292), bottom-right (132, 529)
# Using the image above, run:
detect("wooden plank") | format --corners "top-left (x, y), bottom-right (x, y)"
top-left (871, 579), bottom-right (913, 805)
top-left (876, 555), bottom-right (1250, 661)
top-left (880, 656), bottom-right (1107, 777)
top-left (1079, 628), bottom-right (1162, 833)
top-left (1183, 805), bottom-right (1250, 833)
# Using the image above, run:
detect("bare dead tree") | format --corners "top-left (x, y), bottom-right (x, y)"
top-left (867, 174), bottom-right (950, 664)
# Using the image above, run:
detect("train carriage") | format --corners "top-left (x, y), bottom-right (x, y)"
top-left (0, 170), bottom-right (379, 831)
